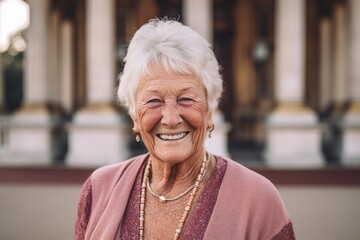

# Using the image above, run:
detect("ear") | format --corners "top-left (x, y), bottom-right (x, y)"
top-left (131, 114), bottom-right (140, 133)
top-left (206, 110), bottom-right (213, 129)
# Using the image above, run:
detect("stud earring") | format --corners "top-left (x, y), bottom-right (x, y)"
top-left (207, 125), bottom-right (215, 138)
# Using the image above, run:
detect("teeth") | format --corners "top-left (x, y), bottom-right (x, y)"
top-left (159, 132), bottom-right (186, 140)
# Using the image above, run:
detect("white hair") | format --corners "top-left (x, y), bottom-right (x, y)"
top-left (117, 18), bottom-right (223, 117)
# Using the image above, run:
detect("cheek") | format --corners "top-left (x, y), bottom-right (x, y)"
top-left (137, 107), bottom-right (161, 132)
top-left (186, 106), bottom-right (208, 149)
top-left (182, 103), bottom-right (209, 128)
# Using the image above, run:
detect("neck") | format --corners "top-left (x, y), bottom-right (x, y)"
top-left (149, 151), bottom-right (205, 196)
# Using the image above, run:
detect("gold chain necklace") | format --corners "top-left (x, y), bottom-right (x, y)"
top-left (139, 152), bottom-right (209, 240)
top-left (146, 179), bottom-right (196, 203)
top-left (146, 157), bottom-right (209, 203)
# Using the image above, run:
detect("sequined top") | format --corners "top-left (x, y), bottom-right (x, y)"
top-left (75, 155), bottom-right (296, 240)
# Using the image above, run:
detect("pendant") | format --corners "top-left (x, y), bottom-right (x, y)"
top-left (159, 196), bottom-right (166, 203)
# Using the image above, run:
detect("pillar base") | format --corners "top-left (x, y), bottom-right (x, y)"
top-left (341, 103), bottom-right (360, 165)
top-left (264, 103), bottom-right (324, 168)
top-left (0, 104), bottom-right (56, 166)
top-left (66, 103), bottom-right (130, 167)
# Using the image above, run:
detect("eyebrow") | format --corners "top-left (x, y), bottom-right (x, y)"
top-left (178, 86), bottom-right (198, 93)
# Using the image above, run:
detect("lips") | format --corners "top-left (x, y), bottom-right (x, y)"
top-left (157, 132), bottom-right (189, 140)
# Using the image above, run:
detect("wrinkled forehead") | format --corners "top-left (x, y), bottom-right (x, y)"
top-left (144, 63), bottom-right (195, 78)
top-left (136, 64), bottom-right (204, 91)
top-left (138, 65), bottom-right (202, 85)
top-left (145, 64), bottom-right (195, 79)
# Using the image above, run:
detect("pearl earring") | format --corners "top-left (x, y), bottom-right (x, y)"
top-left (133, 130), bottom-right (141, 142)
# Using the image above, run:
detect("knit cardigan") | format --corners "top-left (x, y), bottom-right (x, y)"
top-left (76, 154), bottom-right (295, 240)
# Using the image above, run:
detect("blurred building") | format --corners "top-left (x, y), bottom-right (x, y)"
top-left (0, 0), bottom-right (359, 167)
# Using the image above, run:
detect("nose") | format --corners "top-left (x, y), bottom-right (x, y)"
top-left (161, 99), bottom-right (183, 127)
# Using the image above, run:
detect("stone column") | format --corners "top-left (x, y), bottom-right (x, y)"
top-left (332, 4), bottom-right (348, 114)
top-left (60, 20), bottom-right (74, 112)
top-left (319, 18), bottom-right (332, 112)
top-left (341, 0), bottom-right (360, 165)
top-left (183, 0), bottom-right (212, 44)
top-left (24, 0), bottom-right (49, 105)
top-left (183, 0), bottom-right (230, 157)
top-left (1, 0), bottom-right (54, 165)
top-left (265, 0), bottom-right (323, 167)
top-left (67, 0), bottom-right (130, 166)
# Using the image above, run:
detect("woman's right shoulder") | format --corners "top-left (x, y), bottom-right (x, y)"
top-left (89, 154), bottom-right (147, 187)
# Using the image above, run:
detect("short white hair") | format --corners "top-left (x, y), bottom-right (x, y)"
top-left (117, 18), bottom-right (223, 117)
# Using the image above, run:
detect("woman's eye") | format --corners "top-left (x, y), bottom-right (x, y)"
top-left (177, 98), bottom-right (195, 105)
top-left (178, 98), bottom-right (193, 102)
top-left (147, 99), bottom-right (161, 103)
top-left (145, 98), bottom-right (163, 106)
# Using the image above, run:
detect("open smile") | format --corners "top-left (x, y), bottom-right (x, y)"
top-left (157, 132), bottom-right (189, 141)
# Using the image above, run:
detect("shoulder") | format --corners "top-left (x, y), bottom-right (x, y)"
top-left (209, 156), bottom-right (294, 239)
top-left (221, 156), bottom-right (280, 200)
top-left (218, 155), bottom-right (291, 221)
top-left (90, 154), bottom-right (147, 185)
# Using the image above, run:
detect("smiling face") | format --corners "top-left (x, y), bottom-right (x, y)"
top-left (132, 65), bottom-right (213, 165)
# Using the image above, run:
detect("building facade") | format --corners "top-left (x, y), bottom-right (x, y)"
top-left (0, 0), bottom-right (359, 167)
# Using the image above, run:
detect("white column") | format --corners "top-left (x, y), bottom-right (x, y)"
top-left (1, 0), bottom-right (54, 166)
top-left (67, 0), bottom-right (130, 166)
top-left (275, 0), bottom-right (304, 103)
top-left (183, 0), bottom-right (213, 44)
top-left (341, 0), bottom-right (360, 165)
top-left (319, 18), bottom-right (332, 111)
top-left (348, 0), bottom-right (360, 103)
top-left (183, 0), bottom-right (230, 157)
top-left (86, 0), bottom-right (115, 104)
top-left (60, 20), bottom-right (74, 112)
top-left (332, 4), bottom-right (348, 113)
top-left (25, 0), bottom-right (49, 104)
top-left (265, 0), bottom-right (323, 167)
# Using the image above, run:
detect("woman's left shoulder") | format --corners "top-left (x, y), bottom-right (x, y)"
top-left (219, 156), bottom-right (274, 185)
top-left (217, 156), bottom-right (284, 203)
top-left (211, 156), bottom-right (295, 239)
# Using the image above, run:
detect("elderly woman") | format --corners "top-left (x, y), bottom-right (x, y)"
top-left (75, 19), bottom-right (295, 240)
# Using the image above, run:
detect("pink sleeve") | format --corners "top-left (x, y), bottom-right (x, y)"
top-left (75, 178), bottom-right (92, 240)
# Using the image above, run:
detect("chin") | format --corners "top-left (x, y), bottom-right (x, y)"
top-left (153, 151), bottom-right (190, 164)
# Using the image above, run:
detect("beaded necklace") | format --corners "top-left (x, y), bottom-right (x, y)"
top-left (139, 153), bottom-right (209, 240)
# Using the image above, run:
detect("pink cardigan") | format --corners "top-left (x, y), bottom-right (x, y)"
top-left (76, 154), bottom-right (295, 239)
